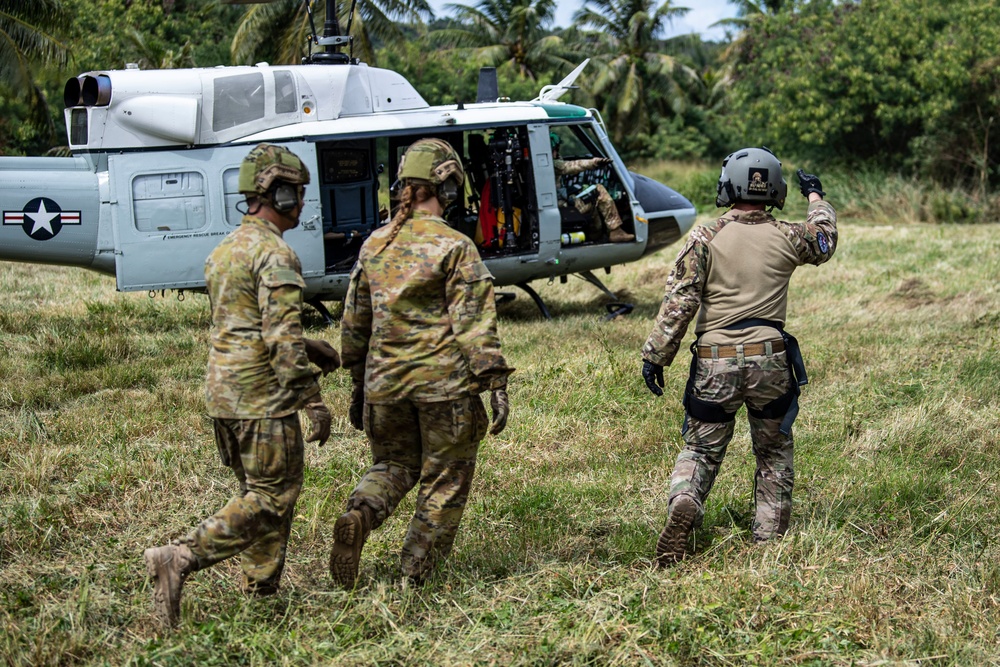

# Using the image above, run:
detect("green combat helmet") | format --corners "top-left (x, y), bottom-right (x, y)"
top-left (238, 143), bottom-right (311, 197)
top-left (716, 146), bottom-right (787, 210)
top-left (397, 138), bottom-right (465, 205)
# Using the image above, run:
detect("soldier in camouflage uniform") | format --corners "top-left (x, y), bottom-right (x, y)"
top-left (551, 133), bottom-right (634, 243)
top-left (332, 138), bottom-right (514, 587)
top-left (143, 144), bottom-right (340, 628)
top-left (641, 147), bottom-right (837, 565)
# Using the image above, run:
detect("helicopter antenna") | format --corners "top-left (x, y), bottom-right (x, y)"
top-left (346, 0), bottom-right (359, 60)
top-left (303, 0), bottom-right (320, 56)
top-left (534, 59), bottom-right (590, 102)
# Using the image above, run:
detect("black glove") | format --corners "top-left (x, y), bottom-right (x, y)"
top-left (304, 338), bottom-right (341, 376)
top-left (642, 360), bottom-right (664, 397)
top-left (348, 381), bottom-right (364, 431)
top-left (796, 169), bottom-right (825, 198)
top-left (489, 388), bottom-right (509, 435)
top-left (304, 398), bottom-right (332, 446)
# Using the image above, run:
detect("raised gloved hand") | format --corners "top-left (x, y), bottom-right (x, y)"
top-left (642, 360), bottom-right (664, 397)
top-left (489, 388), bottom-right (509, 435)
top-left (304, 338), bottom-right (341, 376)
top-left (348, 381), bottom-right (364, 431)
top-left (796, 169), bottom-right (825, 198)
top-left (304, 398), bottom-right (331, 446)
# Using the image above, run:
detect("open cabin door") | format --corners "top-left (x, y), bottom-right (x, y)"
top-left (317, 138), bottom-right (380, 274)
top-left (109, 142), bottom-right (324, 292)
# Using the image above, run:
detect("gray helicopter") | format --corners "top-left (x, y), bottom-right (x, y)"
top-left (0, 0), bottom-right (695, 320)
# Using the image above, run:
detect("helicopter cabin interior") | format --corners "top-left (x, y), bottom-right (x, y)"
top-left (318, 122), bottom-right (635, 274)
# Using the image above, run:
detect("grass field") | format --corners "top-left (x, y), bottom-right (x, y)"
top-left (1, 217), bottom-right (999, 665)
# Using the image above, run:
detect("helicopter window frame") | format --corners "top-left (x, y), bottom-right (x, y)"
top-left (273, 71), bottom-right (297, 116)
top-left (130, 170), bottom-right (209, 234)
top-left (550, 123), bottom-right (607, 160)
top-left (222, 167), bottom-right (243, 227)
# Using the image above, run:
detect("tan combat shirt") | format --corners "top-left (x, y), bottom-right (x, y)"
top-left (204, 215), bottom-right (320, 418)
top-left (342, 210), bottom-right (513, 404)
top-left (642, 200), bottom-right (838, 366)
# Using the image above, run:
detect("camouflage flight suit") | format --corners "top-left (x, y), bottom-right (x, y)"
top-left (554, 157), bottom-right (625, 233)
top-left (342, 209), bottom-right (513, 580)
top-left (179, 214), bottom-right (321, 594)
top-left (643, 200), bottom-right (837, 541)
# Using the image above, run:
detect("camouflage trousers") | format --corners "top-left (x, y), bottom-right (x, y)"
top-left (669, 347), bottom-right (794, 541)
top-left (180, 415), bottom-right (304, 594)
top-left (346, 395), bottom-right (489, 580)
top-left (573, 183), bottom-right (624, 231)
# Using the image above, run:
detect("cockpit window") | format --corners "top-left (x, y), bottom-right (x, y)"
top-left (551, 124), bottom-right (604, 159)
top-left (213, 73), bottom-right (265, 132)
top-left (274, 71), bottom-right (296, 115)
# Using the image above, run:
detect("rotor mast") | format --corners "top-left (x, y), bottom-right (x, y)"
top-left (306, 0), bottom-right (351, 65)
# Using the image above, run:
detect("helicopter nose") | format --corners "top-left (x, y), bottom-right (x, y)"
top-left (629, 171), bottom-right (697, 256)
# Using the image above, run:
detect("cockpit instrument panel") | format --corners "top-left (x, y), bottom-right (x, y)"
top-left (321, 148), bottom-right (369, 183)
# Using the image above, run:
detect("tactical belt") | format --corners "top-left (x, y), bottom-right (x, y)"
top-left (683, 318), bottom-right (808, 436)
top-left (696, 340), bottom-right (785, 359)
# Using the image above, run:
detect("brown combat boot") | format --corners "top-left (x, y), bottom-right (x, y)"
top-left (144, 543), bottom-right (197, 628)
top-left (655, 495), bottom-right (698, 566)
top-left (608, 226), bottom-right (635, 243)
top-left (329, 506), bottom-right (373, 588)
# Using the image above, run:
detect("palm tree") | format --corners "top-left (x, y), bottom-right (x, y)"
top-left (0, 0), bottom-right (69, 145)
top-left (232, 0), bottom-right (432, 67)
top-left (573, 0), bottom-right (694, 144)
top-left (713, 0), bottom-right (798, 31)
top-left (125, 29), bottom-right (196, 70)
top-left (712, 0), bottom-right (799, 85)
top-left (431, 0), bottom-right (570, 81)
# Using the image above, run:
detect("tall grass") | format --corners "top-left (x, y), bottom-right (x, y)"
top-left (1, 218), bottom-right (998, 665)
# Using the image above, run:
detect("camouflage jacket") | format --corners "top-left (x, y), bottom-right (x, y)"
top-left (553, 157), bottom-right (605, 178)
top-left (342, 210), bottom-right (513, 403)
top-left (204, 215), bottom-right (320, 418)
top-left (553, 157), bottom-right (605, 201)
top-left (642, 200), bottom-right (838, 367)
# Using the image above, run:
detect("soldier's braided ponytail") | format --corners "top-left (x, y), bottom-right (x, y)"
top-left (372, 182), bottom-right (436, 256)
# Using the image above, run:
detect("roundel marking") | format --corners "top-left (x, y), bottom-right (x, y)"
top-left (2, 197), bottom-right (82, 241)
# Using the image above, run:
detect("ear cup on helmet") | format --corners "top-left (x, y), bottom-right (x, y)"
top-left (437, 177), bottom-right (460, 206)
top-left (272, 183), bottom-right (299, 213)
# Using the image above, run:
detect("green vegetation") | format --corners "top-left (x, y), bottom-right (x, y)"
top-left (1, 215), bottom-right (999, 664)
top-left (3, 0), bottom-right (1000, 210)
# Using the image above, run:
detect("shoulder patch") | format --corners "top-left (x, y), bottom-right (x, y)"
top-left (260, 267), bottom-right (305, 290)
top-left (817, 231), bottom-right (829, 253)
top-left (459, 261), bottom-right (493, 283)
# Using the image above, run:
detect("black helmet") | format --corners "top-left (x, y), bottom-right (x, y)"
top-left (716, 146), bottom-right (787, 209)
